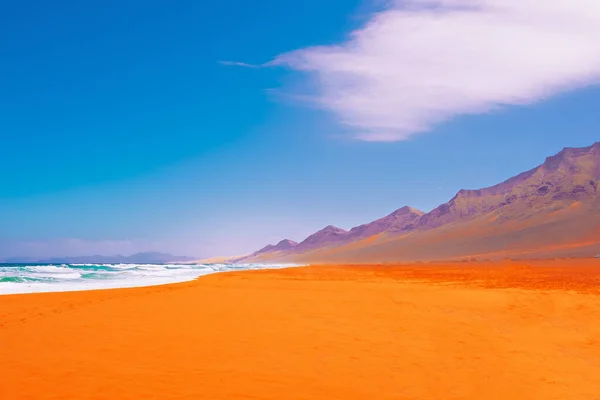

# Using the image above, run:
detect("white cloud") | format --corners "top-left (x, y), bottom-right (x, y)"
top-left (270, 0), bottom-right (600, 141)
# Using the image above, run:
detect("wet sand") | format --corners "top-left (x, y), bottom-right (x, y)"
top-left (2, 260), bottom-right (600, 399)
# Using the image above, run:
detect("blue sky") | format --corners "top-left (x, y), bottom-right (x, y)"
top-left (1, 0), bottom-right (599, 259)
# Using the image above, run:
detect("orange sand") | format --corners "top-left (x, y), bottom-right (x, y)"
top-left (2, 260), bottom-right (600, 399)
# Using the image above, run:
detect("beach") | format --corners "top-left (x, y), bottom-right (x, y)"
top-left (2, 260), bottom-right (600, 399)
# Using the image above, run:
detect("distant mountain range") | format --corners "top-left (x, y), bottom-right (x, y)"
top-left (240, 141), bottom-right (600, 263)
top-left (3, 252), bottom-right (196, 264)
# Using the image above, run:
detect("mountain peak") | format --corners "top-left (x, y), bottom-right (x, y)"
top-left (275, 239), bottom-right (298, 249)
top-left (294, 225), bottom-right (349, 250)
top-left (452, 189), bottom-right (483, 200)
top-left (322, 225), bottom-right (346, 233)
top-left (253, 239), bottom-right (298, 256)
top-left (346, 206), bottom-right (425, 240)
top-left (392, 206), bottom-right (425, 216)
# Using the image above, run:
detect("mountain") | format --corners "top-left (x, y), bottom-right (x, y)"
top-left (255, 239), bottom-right (298, 255)
top-left (240, 207), bottom-right (424, 263)
top-left (295, 226), bottom-right (348, 252)
top-left (417, 143), bottom-right (600, 231)
top-left (188, 255), bottom-right (247, 264)
top-left (26, 252), bottom-right (196, 264)
top-left (244, 142), bottom-right (600, 263)
top-left (272, 239), bottom-right (299, 251)
top-left (256, 244), bottom-right (276, 254)
top-left (347, 206), bottom-right (424, 239)
top-left (0, 257), bottom-right (39, 264)
top-left (233, 239), bottom-right (299, 263)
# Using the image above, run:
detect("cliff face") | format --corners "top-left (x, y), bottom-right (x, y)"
top-left (244, 142), bottom-right (600, 263)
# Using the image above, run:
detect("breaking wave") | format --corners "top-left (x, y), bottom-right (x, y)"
top-left (0, 263), bottom-right (297, 295)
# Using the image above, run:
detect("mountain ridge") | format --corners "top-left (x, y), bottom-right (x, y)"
top-left (242, 142), bottom-right (600, 263)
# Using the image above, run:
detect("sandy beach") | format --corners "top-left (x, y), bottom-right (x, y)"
top-left (2, 260), bottom-right (600, 400)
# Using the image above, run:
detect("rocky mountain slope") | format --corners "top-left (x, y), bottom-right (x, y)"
top-left (417, 143), bottom-right (600, 230)
top-left (347, 206), bottom-right (424, 239)
top-left (243, 142), bottom-right (600, 263)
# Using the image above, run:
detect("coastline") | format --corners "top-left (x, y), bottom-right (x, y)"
top-left (0, 262), bottom-right (301, 296)
top-left (2, 259), bottom-right (600, 399)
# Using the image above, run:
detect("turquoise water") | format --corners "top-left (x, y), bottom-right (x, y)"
top-left (0, 263), bottom-right (295, 295)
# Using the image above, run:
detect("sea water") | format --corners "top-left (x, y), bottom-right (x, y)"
top-left (0, 263), bottom-right (296, 295)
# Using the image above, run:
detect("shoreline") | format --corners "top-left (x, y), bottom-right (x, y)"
top-left (2, 259), bottom-right (600, 399)
top-left (0, 262), bottom-right (303, 296)
top-left (3, 257), bottom-right (598, 297)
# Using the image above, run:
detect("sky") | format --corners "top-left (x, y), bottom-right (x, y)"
top-left (1, 0), bottom-right (599, 259)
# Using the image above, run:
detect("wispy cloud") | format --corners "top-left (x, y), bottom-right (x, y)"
top-left (219, 60), bottom-right (262, 68)
top-left (270, 0), bottom-right (600, 141)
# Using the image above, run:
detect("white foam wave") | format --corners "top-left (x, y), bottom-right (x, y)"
top-left (0, 263), bottom-right (300, 295)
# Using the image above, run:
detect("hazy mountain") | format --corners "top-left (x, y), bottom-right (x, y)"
top-left (6, 252), bottom-right (196, 264)
top-left (234, 239), bottom-right (298, 263)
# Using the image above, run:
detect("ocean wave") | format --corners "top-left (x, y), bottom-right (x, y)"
top-left (0, 276), bottom-right (47, 283)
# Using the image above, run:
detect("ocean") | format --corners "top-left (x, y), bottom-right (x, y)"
top-left (0, 263), bottom-right (295, 295)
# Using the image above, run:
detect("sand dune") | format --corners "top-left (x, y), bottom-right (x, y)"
top-left (2, 260), bottom-right (600, 399)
